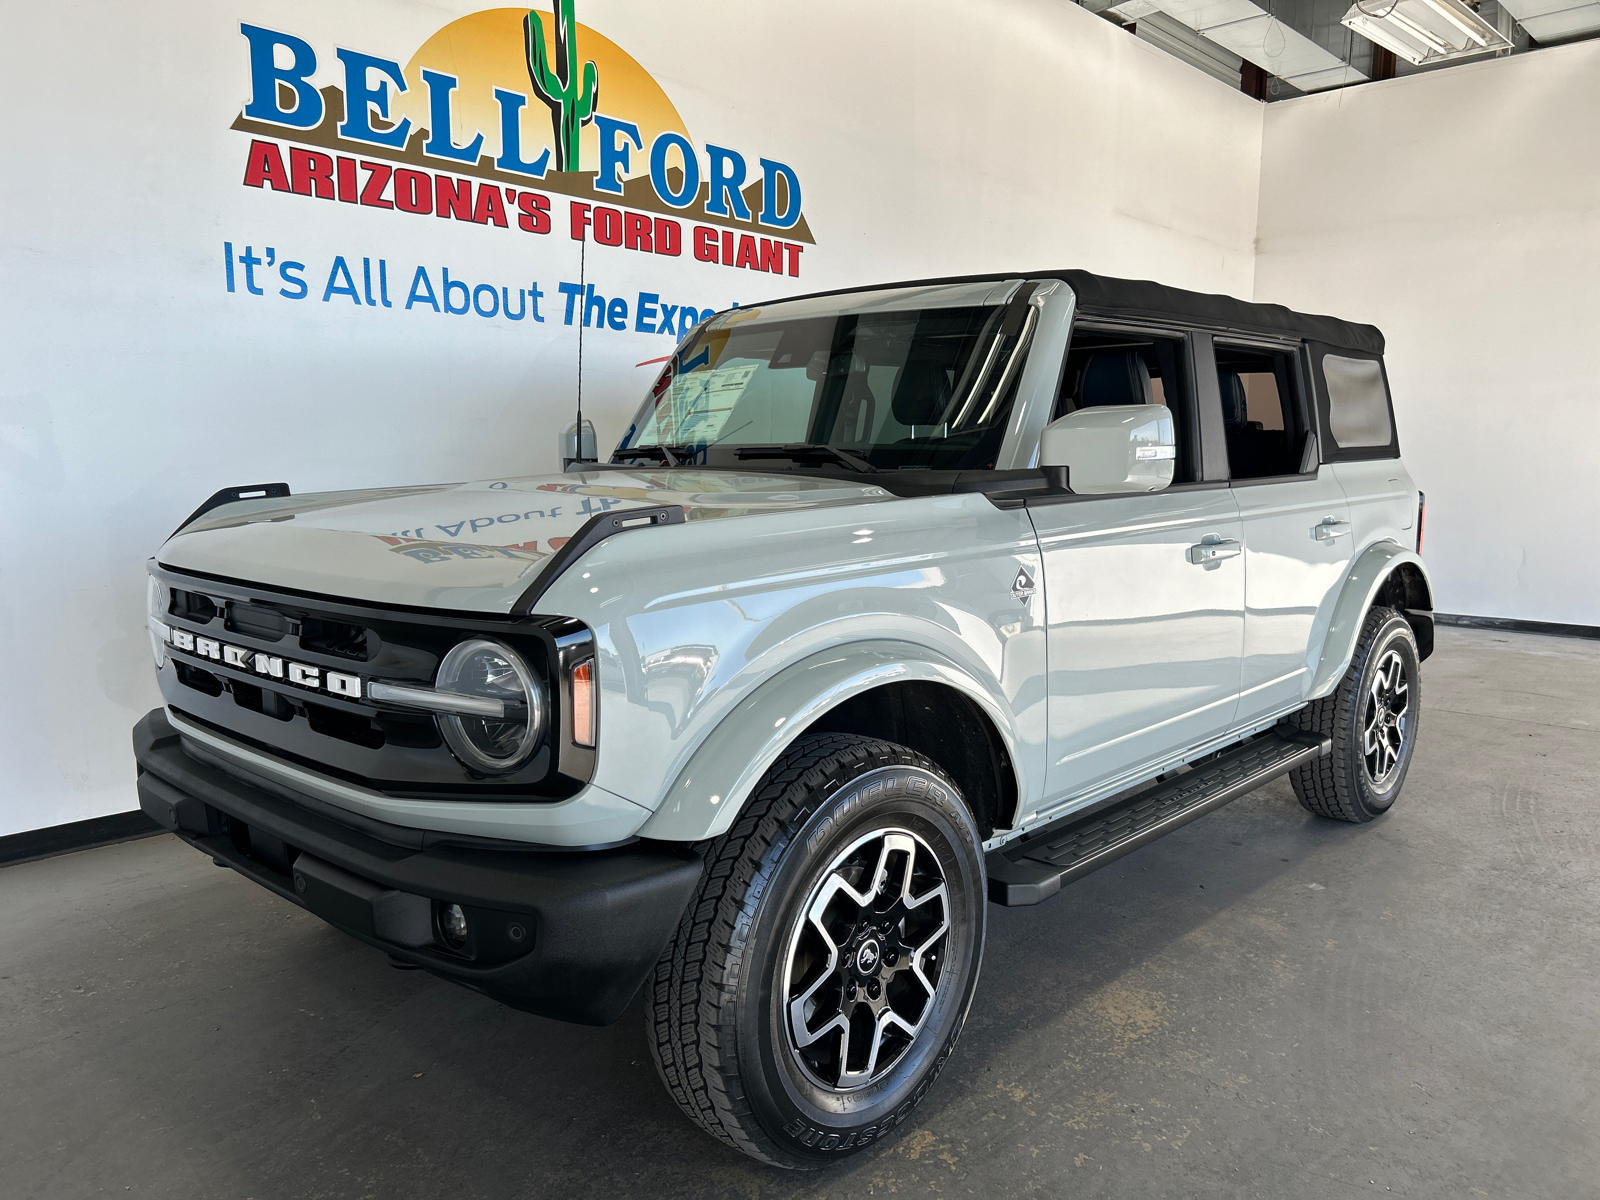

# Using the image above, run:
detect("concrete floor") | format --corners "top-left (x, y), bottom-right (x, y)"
top-left (3, 626), bottom-right (1597, 1198)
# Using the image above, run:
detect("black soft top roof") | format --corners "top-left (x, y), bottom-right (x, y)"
top-left (755, 269), bottom-right (1384, 356)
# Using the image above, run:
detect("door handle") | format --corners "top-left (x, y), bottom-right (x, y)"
top-left (1314, 518), bottom-right (1352, 541)
top-left (1187, 537), bottom-right (1241, 564)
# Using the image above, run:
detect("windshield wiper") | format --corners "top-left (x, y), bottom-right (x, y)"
top-left (613, 444), bottom-right (684, 467)
top-left (734, 443), bottom-right (877, 473)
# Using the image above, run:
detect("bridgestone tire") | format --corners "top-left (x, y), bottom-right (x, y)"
top-left (1288, 606), bottom-right (1422, 823)
top-left (648, 734), bottom-right (986, 1169)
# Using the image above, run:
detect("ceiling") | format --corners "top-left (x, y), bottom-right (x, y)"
top-left (1081, 0), bottom-right (1596, 97)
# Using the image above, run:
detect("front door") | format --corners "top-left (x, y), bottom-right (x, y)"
top-left (1029, 327), bottom-right (1245, 819)
top-left (1031, 489), bottom-right (1247, 813)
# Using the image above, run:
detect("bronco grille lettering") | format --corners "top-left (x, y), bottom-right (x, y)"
top-left (159, 625), bottom-right (362, 700)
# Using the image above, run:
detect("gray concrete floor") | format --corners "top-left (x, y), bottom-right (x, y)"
top-left (3, 626), bottom-right (1597, 1198)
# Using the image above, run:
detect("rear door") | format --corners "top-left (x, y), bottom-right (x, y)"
top-left (1030, 322), bottom-right (1245, 816)
top-left (1201, 336), bottom-right (1354, 726)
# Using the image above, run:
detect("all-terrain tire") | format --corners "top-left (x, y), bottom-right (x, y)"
top-left (1289, 605), bottom-right (1421, 822)
top-left (647, 734), bottom-right (986, 1168)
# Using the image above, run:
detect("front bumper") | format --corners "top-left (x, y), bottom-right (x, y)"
top-left (133, 709), bottom-right (702, 1025)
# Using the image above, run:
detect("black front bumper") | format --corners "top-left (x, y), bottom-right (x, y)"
top-left (132, 709), bottom-right (702, 1025)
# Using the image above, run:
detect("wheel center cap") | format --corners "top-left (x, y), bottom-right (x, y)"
top-left (855, 938), bottom-right (881, 975)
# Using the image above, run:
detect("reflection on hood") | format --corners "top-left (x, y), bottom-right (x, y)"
top-left (159, 469), bottom-right (895, 613)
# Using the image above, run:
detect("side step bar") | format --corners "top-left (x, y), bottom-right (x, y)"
top-left (986, 728), bottom-right (1331, 906)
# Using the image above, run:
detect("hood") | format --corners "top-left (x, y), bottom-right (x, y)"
top-left (157, 469), bottom-right (896, 612)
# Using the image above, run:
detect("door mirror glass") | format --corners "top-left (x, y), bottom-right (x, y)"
top-left (1038, 404), bottom-right (1176, 494)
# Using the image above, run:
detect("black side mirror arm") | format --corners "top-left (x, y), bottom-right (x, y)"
top-left (1043, 465), bottom-right (1073, 493)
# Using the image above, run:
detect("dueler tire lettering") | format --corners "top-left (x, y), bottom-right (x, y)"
top-left (647, 734), bottom-right (986, 1168)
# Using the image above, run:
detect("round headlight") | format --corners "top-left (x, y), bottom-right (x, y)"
top-left (435, 639), bottom-right (545, 774)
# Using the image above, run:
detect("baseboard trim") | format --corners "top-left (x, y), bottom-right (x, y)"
top-left (1435, 613), bottom-right (1600, 641)
top-left (0, 811), bottom-right (164, 869)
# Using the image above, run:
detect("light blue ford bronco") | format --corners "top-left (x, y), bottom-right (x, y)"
top-left (134, 270), bottom-right (1430, 1167)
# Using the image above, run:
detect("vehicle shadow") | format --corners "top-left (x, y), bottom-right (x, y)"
top-left (87, 779), bottom-right (1388, 1199)
top-left (317, 781), bottom-right (1376, 1194)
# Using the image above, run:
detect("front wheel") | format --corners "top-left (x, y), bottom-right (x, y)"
top-left (648, 734), bottom-right (986, 1168)
top-left (1289, 605), bottom-right (1422, 822)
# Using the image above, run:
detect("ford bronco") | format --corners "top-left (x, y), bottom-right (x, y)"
top-left (133, 270), bottom-right (1431, 1167)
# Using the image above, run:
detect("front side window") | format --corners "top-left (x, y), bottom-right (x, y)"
top-left (618, 297), bottom-right (1033, 472)
top-left (1055, 327), bottom-right (1198, 485)
top-left (1214, 343), bottom-right (1305, 480)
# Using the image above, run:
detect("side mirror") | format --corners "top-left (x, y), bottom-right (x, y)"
top-left (1038, 404), bottom-right (1176, 494)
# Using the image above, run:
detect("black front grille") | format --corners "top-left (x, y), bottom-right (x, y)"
top-left (152, 566), bottom-right (592, 799)
top-left (227, 602), bottom-right (291, 641)
top-left (300, 616), bottom-right (370, 660)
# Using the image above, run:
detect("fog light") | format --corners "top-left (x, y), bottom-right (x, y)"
top-left (439, 902), bottom-right (469, 949)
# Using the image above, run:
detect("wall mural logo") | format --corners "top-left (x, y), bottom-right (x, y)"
top-left (231, 4), bottom-right (813, 282)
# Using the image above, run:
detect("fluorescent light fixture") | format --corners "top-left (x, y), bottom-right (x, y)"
top-left (1151, 0), bottom-right (1369, 91)
top-left (1341, 0), bottom-right (1510, 66)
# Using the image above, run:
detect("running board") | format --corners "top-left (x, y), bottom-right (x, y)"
top-left (986, 728), bottom-right (1331, 906)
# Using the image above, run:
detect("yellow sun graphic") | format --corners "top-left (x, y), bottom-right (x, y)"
top-left (392, 6), bottom-right (691, 178)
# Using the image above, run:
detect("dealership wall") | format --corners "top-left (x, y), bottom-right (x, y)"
top-left (1254, 40), bottom-right (1600, 627)
top-left (0, 0), bottom-right (1263, 837)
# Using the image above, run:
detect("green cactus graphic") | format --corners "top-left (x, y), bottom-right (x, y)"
top-left (524, 2), bottom-right (598, 173)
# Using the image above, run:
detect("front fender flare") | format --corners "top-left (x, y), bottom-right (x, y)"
top-left (1308, 541), bottom-right (1432, 700)
top-left (634, 640), bottom-right (1024, 843)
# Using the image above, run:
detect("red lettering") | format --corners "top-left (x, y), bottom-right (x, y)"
top-left (655, 218), bottom-right (681, 257)
top-left (759, 238), bottom-right (783, 274)
top-left (722, 230), bottom-right (734, 265)
top-left (289, 148), bottom-right (334, 200)
top-left (435, 176), bottom-right (473, 221)
top-left (242, 140), bottom-right (291, 192)
top-left (570, 201), bottom-right (592, 240)
top-left (472, 184), bottom-right (508, 227)
top-left (786, 242), bottom-right (803, 277)
top-left (623, 211), bottom-right (652, 252)
top-left (693, 226), bottom-right (719, 263)
top-left (517, 191), bottom-right (551, 234)
top-left (734, 234), bottom-right (758, 269)
top-left (393, 168), bottom-right (432, 214)
top-left (593, 206), bottom-right (623, 246)
top-left (359, 162), bottom-right (394, 210)
top-left (336, 157), bottom-right (357, 204)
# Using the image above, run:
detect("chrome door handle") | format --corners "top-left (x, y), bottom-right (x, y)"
top-left (1187, 537), bottom-right (1241, 564)
top-left (1314, 518), bottom-right (1352, 541)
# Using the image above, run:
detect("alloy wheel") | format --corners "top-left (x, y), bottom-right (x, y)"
top-left (780, 827), bottom-right (951, 1091)
top-left (1362, 647), bottom-right (1410, 786)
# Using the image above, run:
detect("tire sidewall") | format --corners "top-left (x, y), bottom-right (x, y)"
top-left (1345, 612), bottom-right (1422, 816)
top-left (734, 760), bottom-right (985, 1162)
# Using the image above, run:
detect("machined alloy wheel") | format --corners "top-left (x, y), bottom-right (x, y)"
top-left (1361, 649), bottom-right (1410, 787)
top-left (782, 827), bottom-right (951, 1091)
top-left (1289, 605), bottom-right (1422, 822)
top-left (649, 735), bottom-right (986, 1168)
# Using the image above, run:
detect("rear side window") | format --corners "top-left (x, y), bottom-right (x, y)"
top-left (1322, 355), bottom-right (1393, 447)
top-left (1310, 344), bottom-right (1399, 461)
top-left (1213, 342), bottom-right (1306, 480)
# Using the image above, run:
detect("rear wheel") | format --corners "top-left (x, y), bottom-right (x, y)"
top-left (1289, 605), bottom-right (1421, 822)
top-left (648, 734), bottom-right (985, 1168)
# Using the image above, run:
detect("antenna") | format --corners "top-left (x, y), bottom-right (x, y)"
top-left (562, 237), bottom-right (595, 469)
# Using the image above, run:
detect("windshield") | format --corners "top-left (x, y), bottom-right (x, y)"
top-left (616, 291), bottom-right (1035, 472)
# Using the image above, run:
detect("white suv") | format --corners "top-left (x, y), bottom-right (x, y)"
top-left (133, 271), bottom-right (1431, 1167)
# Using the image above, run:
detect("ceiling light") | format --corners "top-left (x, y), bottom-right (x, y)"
top-left (1341, 0), bottom-right (1509, 66)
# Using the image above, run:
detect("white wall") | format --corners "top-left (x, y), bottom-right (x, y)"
top-left (0, 0), bottom-right (1262, 837)
top-left (1254, 41), bottom-right (1600, 626)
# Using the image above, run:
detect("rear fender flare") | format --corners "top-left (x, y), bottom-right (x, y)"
top-left (1308, 541), bottom-right (1433, 700)
top-left (634, 640), bottom-right (1023, 843)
